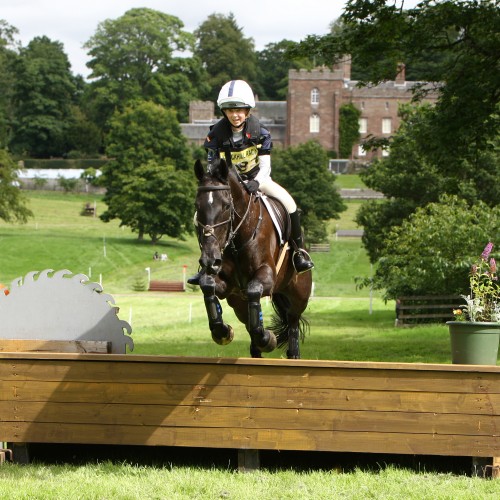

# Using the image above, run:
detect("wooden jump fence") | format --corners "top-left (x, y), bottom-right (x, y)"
top-left (0, 352), bottom-right (498, 475)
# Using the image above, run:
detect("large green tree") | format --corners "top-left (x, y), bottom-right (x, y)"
top-left (256, 40), bottom-right (313, 101)
top-left (291, 0), bottom-right (499, 164)
top-left (0, 149), bottom-right (32, 223)
top-left (84, 8), bottom-right (207, 129)
top-left (0, 20), bottom-right (19, 148)
top-left (9, 36), bottom-right (75, 157)
top-left (100, 100), bottom-right (193, 241)
top-left (194, 13), bottom-right (258, 102)
top-left (368, 195), bottom-right (500, 300)
top-left (272, 141), bottom-right (346, 240)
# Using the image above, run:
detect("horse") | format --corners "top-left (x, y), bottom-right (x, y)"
top-left (193, 158), bottom-right (312, 359)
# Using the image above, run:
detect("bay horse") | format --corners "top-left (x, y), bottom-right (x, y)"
top-left (193, 158), bottom-right (312, 358)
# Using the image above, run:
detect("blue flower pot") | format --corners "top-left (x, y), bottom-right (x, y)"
top-left (447, 321), bottom-right (500, 365)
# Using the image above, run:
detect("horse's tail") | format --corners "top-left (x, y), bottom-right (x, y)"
top-left (270, 293), bottom-right (310, 349)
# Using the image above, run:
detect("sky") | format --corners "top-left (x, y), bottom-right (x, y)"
top-left (2, 0), bottom-right (351, 78)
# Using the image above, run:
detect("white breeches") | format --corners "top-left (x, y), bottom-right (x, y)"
top-left (258, 178), bottom-right (297, 213)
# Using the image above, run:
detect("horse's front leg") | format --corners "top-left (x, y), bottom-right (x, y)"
top-left (247, 271), bottom-right (277, 355)
top-left (199, 273), bottom-right (234, 345)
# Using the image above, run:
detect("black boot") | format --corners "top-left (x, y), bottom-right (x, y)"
top-left (290, 211), bottom-right (314, 274)
top-left (187, 270), bottom-right (203, 285)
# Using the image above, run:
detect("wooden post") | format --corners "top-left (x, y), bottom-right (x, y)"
top-left (238, 449), bottom-right (260, 472)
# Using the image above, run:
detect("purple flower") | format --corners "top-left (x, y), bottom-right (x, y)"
top-left (490, 258), bottom-right (497, 273)
top-left (481, 242), bottom-right (494, 260)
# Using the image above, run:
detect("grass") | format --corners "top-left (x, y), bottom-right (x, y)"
top-left (1, 462), bottom-right (498, 499)
top-left (0, 187), bottom-right (495, 495)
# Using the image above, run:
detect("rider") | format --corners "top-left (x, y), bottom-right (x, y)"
top-left (188, 79), bottom-right (314, 285)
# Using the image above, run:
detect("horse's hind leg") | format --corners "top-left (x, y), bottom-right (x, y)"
top-left (200, 274), bottom-right (233, 345)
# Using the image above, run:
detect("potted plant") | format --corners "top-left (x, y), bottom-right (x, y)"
top-left (447, 242), bottom-right (500, 365)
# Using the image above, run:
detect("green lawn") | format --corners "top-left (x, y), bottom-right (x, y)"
top-left (0, 190), bottom-right (496, 493)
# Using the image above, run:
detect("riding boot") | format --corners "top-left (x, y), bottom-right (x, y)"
top-left (187, 270), bottom-right (203, 286)
top-left (290, 211), bottom-right (314, 274)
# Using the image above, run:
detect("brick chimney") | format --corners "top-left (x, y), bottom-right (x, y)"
top-left (395, 63), bottom-right (406, 85)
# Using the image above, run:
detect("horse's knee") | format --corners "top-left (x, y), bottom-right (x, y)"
top-left (247, 281), bottom-right (263, 302)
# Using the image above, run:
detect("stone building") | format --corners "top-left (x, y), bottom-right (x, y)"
top-left (287, 58), bottom-right (437, 161)
top-left (181, 59), bottom-right (437, 161)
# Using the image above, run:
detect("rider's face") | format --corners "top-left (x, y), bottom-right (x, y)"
top-left (224, 108), bottom-right (249, 131)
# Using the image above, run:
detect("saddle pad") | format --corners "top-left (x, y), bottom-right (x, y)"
top-left (260, 195), bottom-right (289, 245)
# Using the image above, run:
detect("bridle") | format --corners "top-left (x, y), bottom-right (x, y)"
top-left (195, 183), bottom-right (255, 253)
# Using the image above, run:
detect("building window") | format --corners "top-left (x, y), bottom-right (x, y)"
top-left (382, 118), bottom-right (392, 134)
top-left (382, 147), bottom-right (390, 157)
top-left (361, 101), bottom-right (365, 110)
top-left (385, 101), bottom-right (389, 110)
top-left (359, 118), bottom-right (367, 134)
top-left (310, 113), bottom-right (320, 133)
top-left (358, 144), bottom-right (366, 157)
top-left (311, 88), bottom-right (320, 104)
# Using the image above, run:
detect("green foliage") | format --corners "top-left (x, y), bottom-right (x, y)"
top-left (356, 104), bottom-right (500, 262)
top-left (338, 103), bottom-right (361, 158)
top-left (100, 100), bottom-right (194, 242)
top-left (9, 36), bottom-right (76, 157)
top-left (367, 195), bottom-right (500, 301)
top-left (194, 13), bottom-right (258, 102)
top-left (57, 176), bottom-right (79, 193)
top-left (272, 141), bottom-right (346, 238)
top-left (256, 40), bottom-right (313, 100)
top-left (84, 8), bottom-right (205, 128)
top-left (0, 149), bottom-right (32, 223)
top-left (106, 160), bottom-right (196, 243)
top-left (292, 0), bottom-right (500, 166)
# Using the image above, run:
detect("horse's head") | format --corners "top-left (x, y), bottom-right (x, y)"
top-left (194, 158), bottom-right (234, 276)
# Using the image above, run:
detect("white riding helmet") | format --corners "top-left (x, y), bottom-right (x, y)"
top-left (217, 80), bottom-right (255, 110)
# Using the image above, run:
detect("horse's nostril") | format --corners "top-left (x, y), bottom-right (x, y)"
top-left (213, 259), bottom-right (222, 268)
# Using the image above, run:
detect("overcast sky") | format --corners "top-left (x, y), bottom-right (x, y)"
top-left (2, 0), bottom-right (353, 78)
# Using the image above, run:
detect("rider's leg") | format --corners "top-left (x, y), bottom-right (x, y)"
top-left (289, 210), bottom-right (314, 273)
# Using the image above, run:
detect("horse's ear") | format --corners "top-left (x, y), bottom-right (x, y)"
top-left (219, 158), bottom-right (229, 181)
top-left (194, 159), bottom-right (204, 181)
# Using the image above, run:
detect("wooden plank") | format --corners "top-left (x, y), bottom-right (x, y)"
top-left (2, 422), bottom-right (498, 457)
top-left (0, 340), bottom-right (110, 354)
top-left (1, 358), bottom-right (499, 393)
top-left (1, 383), bottom-right (499, 415)
top-left (1, 401), bottom-right (498, 436)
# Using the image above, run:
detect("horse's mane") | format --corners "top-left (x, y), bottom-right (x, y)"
top-left (207, 158), bottom-right (241, 189)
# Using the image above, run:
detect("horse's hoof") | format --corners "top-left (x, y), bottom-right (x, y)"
top-left (211, 324), bottom-right (234, 345)
top-left (257, 329), bottom-right (277, 353)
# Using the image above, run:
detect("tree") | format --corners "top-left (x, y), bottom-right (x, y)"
top-left (9, 36), bottom-right (76, 157)
top-left (194, 13), bottom-right (258, 102)
top-left (0, 149), bottom-right (32, 223)
top-left (291, 0), bottom-right (499, 164)
top-left (84, 8), bottom-right (206, 128)
top-left (105, 160), bottom-right (195, 244)
top-left (0, 20), bottom-right (19, 148)
top-left (356, 104), bottom-right (500, 262)
top-left (272, 141), bottom-right (346, 239)
top-left (100, 100), bottom-right (193, 241)
top-left (367, 195), bottom-right (500, 301)
top-left (256, 40), bottom-right (314, 100)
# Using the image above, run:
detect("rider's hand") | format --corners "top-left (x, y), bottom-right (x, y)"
top-left (245, 180), bottom-right (259, 193)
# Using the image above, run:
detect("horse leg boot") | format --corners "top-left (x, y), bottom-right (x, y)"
top-left (247, 284), bottom-right (277, 354)
top-left (200, 274), bottom-right (233, 345)
top-left (290, 210), bottom-right (314, 274)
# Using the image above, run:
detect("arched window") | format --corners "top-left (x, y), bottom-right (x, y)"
top-left (311, 88), bottom-right (320, 104)
top-left (310, 113), bottom-right (320, 133)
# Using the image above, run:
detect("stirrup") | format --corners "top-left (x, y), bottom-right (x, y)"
top-left (293, 249), bottom-right (314, 274)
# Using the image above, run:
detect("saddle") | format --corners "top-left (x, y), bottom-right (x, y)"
top-left (259, 194), bottom-right (291, 245)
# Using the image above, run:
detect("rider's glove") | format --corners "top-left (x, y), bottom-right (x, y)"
top-left (245, 180), bottom-right (260, 193)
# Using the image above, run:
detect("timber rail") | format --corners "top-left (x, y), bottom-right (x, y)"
top-left (0, 352), bottom-right (498, 474)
